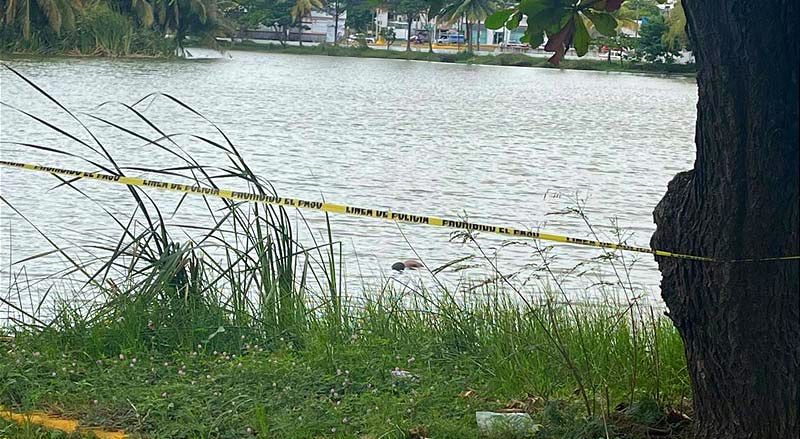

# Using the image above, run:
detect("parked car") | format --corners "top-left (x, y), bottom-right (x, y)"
top-left (347, 33), bottom-right (375, 44)
top-left (410, 34), bottom-right (429, 44)
top-left (436, 34), bottom-right (465, 45)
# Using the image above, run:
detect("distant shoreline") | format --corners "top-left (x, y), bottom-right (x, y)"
top-left (1, 43), bottom-right (697, 76)
top-left (222, 41), bottom-right (697, 76)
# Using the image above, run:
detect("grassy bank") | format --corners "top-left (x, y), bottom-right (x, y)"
top-left (1, 70), bottom-right (691, 438)
top-left (221, 42), bottom-right (697, 75)
top-left (1, 288), bottom-right (691, 439)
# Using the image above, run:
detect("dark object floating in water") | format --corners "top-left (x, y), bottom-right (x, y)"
top-left (392, 260), bottom-right (424, 272)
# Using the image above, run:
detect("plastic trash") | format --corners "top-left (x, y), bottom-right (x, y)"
top-left (475, 411), bottom-right (540, 437)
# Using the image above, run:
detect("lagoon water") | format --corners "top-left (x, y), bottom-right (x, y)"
top-left (0, 49), bottom-right (697, 317)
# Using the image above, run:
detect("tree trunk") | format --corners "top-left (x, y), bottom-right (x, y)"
top-left (298, 16), bottom-right (304, 46)
top-left (466, 20), bottom-right (473, 53)
top-left (406, 15), bottom-right (412, 51)
top-left (333, 2), bottom-right (340, 46)
top-left (651, 1), bottom-right (799, 438)
top-left (476, 21), bottom-right (480, 52)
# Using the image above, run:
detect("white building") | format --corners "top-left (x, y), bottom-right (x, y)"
top-left (242, 10), bottom-right (346, 43)
top-left (305, 10), bottom-right (347, 43)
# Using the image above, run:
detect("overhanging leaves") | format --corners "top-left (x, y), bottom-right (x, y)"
top-left (584, 9), bottom-right (618, 37)
top-left (485, 8), bottom-right (514, 29)
top-left (573, 14), bottom-right (590, 56)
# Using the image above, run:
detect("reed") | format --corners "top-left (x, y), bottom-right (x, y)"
top-left (0, 66), bottom-right (691, 438)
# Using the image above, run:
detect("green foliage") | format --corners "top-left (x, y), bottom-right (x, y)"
top-left (486, 0), bottom-right (624, 64)
top-left (636, 13), bottom-right (679, 62)
top-left (663, 0), bottom-right (688, 51)
top-left (344, 0), bottom-right (373, 32)
top-left (0, 0), bottom-right (228, 56)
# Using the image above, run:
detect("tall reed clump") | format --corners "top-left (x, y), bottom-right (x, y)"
top-left (1, 63), bottom-right (328, 356)
top-left (0, 65), bottom-right (690, 436)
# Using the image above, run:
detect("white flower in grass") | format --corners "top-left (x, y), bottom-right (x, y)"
top-left (119, 354), bottom-right (125, 360)
top-left (161, 392), bottom-right (168, 398)
top-left (273, 382), bottom-right (277, 388)
top-left (96, 360), bottom-right (102, 366)
top-left (336, 369), bottom-right (342, 376)
top-left (191, 381), bottom-right (196, 385)
top-left (61, 367), bottom-right (67, 372)
top-left (92, 400), bottom-right (98, 405)
top-left (163, 362), bottom-right (169, 367)
top-left (342, 417), bottom-right (349, 424)
top-left (32, 352), bottom-right (40, 357)
top-left (241, 335), bottom-right (246, 340)
top-left (207, 375), bottom-right (212, 380)
top-left (51, 372), bottom-right (57, 377)
top-left (213, 351), bottom-right (218, 356)
top-left (330, 427), bottom-right (336, 433)
top-left (245, 427), bottom-right (253, 434)
top-left (213, 391), bottom-right (220, 397)
top-left (197, 344), bottom-right (202, 350)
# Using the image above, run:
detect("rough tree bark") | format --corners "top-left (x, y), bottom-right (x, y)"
top-left (651, 1), bottom-right (799, 438)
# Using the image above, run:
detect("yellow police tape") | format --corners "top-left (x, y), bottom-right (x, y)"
top-left (1, 160), bottom-right (797, 263)
top-left (0, 405), bottom-right (127, 438)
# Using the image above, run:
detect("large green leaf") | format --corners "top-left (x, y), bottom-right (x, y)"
top-left (584, 10), bottom-right (618, 37)
top-left (573, 13), bottom-right (590, 56)
top-left (485, 8), bottom-right (514, 30)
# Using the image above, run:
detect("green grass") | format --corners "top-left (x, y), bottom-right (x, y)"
top-left (220, 42), bottom-right (697, 75)
top-left (1, 67), bottom-right (693, 438)
top-left (1, 291), bottom-right (692, 439)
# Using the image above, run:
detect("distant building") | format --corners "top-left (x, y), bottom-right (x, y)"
top-left (241, 10), bottom-right (346, 43)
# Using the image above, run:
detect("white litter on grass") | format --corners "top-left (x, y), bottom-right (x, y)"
top-left (475, 411), bottom-right (540, 437)
top-left (390, 368), bottom-right (417, 379)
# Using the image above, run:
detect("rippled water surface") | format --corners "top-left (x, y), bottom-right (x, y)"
top-left (0, 50), bottom-right (697, 314)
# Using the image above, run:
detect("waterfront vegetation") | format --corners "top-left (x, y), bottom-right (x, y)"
top-left (219, 41), bottom-right (697, 74)
top-left (0, 0), bottom-right (690, 73)
top-left (0, 76), bottom-right (694, 438)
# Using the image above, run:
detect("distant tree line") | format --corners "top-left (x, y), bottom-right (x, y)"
top-left (1, 0), bottom-right (687, 60)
